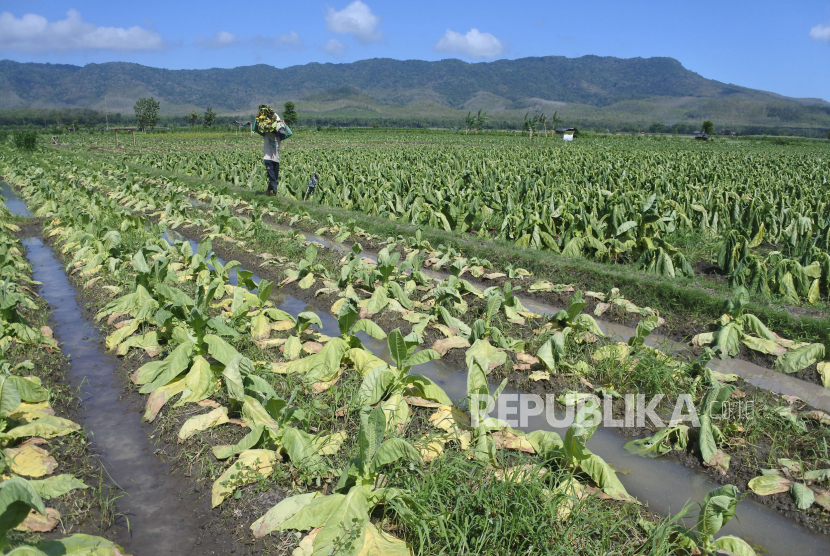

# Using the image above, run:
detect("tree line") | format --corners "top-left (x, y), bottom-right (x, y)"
top-left (0, 104), bottom-right (827, 139)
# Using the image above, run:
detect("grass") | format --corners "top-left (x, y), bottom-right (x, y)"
top-left (389, 450), bottom-right (679, 556)
top-left (732, 387), bottom-right (830, 472)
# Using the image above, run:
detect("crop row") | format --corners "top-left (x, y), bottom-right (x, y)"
top-left (119, 138), bottom-right (830, 306)
top-left (0, 150), bottom-right (789, 553)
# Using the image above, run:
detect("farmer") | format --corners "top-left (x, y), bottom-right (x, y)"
top-left (254, 105), bottom-right (284, 196)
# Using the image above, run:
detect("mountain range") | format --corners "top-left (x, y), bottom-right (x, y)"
top-left (1, 55), bottom-right (828, 130)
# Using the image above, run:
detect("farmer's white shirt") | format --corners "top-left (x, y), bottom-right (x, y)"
top-left (263, 132), bottom-right (281, 162)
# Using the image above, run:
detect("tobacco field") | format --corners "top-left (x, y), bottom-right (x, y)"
top-left (0, 131), bottom-right (829, 555)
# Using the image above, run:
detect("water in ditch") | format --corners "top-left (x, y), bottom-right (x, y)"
top-left (1, 181), bottom-right (32, 217)
top-left (22, 236), bottom-right (215, 556)
top-left (168, 228), bottom-right (830, 555)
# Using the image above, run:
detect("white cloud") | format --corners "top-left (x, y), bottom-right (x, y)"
top-left (435, 28), bottom-right (504, 60)
top-left (321, 38), bottom-right (346, 57)
top-left (197, 30), bottom-right (303, 50)
top-left (195, 31), bottom-right (238, 49)
top-left (809, 22), bottom-right (830, 43)
top-left (253, 31), bottom-right (303, 49)
top-left (0, 9), bottom-right (165, 53)
top-left (325, 1), bottom-right (382, 43)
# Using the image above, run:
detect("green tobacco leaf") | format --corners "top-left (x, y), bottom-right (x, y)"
top-left (624, 425), bottom-right (689, 458)
top-left (278, 493), bottom-right (347, 532)
top-left (35, 533), bottom-right (127, 555)
top-left (280, 428), bottom-right (328, 475)
top-left (367, 286), bottom-right (389, 315)
top-left (284, 335), bottom-right (302, 360)
top-left (557, 391), bottom-right (594, 407)
top-left (387, 282), bottom-right (414, 310)
top-left (699, 413), bottom-right (718, 465)
top-left (4, 545), bottom-right (48, 555)
top-left (403, 374), bottom-right (453, 406)
top-left (526, 430), bottom-right (564, 459)
top-left (474, 430), bottom-right (498, 465)
top-left (292, 487), bottom-right (384, 556)
top-left (116, 331), bottom-right (160, 357)
top-left (242, 396), bottom-right (279, 429)
top-left (465, 339), bottom-right (507, 373)
top-left (138, 341), bottom-right (194, 393)
top-left (223, 355), bottom-right (252, 403)
top-left (712, 535), bottom-right (759, 556)
top-left (808, 279), bottom-right (820, 305)
top-left (213, 424), bottom-right (265, 460)
top-left (776, 343), bottom-right (825, 374)
top-left (0, 375), bottom-right (22, 417)
top-left (406, 348), bottom-right (440, 368)
top-left (352, 319), bottom-right (387, 339)
top-left (205, 334), bottom-right (241, 365)
top-left (360, 522), bottom-right (412, 555)
top-left (818, 362), bottom-right (830, 388)
top-left (372, 438), bottom-right (421, 472)
top-left (388, 329), bottom-right (408, 370)
top-left (28, 475), bottom-right (89, 500)
top-left (713, 322), bottom-right (742, 357)
top-left (537, 333), bottom-right (565, 372)
top-left (697, 493), bottom-right (736, 538)
top-left (790, 483), bottom-right (815, 510)
top-left (740, 314), bottom-right (775, 341)
top-left (579, 454), bottom-right (631, 500)
top-left (742, 335), bottom-right (786, 356)
top-left (303, 338), bottom-right (349, 384)
top-left (355, 366), bottom-right (395, 407)
top-left (359, 406), bottom-right (387, 467)
top-left (105, 319), bottom-right (140, 350)
top-left (0, 477), bottom-right (45, 540)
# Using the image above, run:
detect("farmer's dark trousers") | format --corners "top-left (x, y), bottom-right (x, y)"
top-left (264, 160), bottom-right (279, 194)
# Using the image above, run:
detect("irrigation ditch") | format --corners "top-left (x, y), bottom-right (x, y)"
top-left (5, 185), bottom-right (222, 555)
top-left (4, 174), bottom-right (830, 555)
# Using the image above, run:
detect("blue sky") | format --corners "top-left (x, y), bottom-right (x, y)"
top-left (1, 1), bottom-right (829, 101)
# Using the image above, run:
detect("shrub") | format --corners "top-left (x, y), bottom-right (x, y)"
top-left (12, 129), bottom-right (38, 151)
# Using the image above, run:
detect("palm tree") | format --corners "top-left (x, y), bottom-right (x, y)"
top-left (474, 110), bottom-right (489, 134)
top-left (523, 113), bottom-right (540, 142)
top-left (539, 113), bottom-right (548, 137)
top-left (464, 112), bottom-right (475, 135)
top-left (550, 111), bottom-right (560, 135)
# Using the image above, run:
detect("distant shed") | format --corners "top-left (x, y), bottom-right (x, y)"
top-left (554, 127), bottom-right (578, 141)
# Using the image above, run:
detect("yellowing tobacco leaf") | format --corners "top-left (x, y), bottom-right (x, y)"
top-left (178, 407), bottom-right (229, 442)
